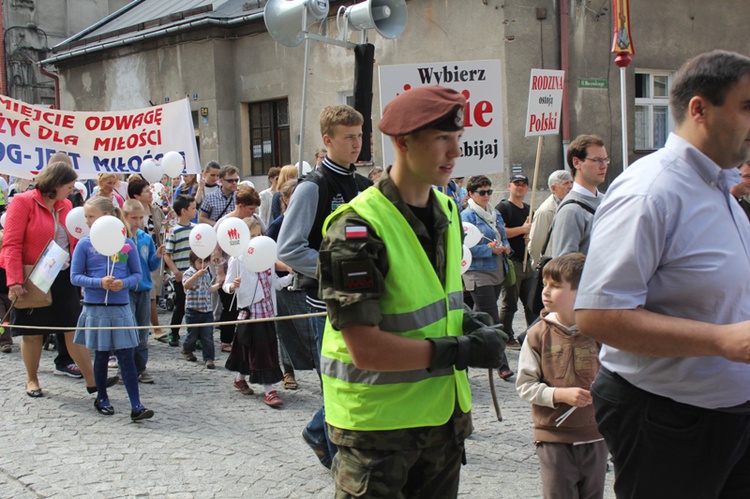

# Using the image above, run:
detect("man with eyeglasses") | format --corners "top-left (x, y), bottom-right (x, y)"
top-left (198, 165), bottom-right (239, 227)
top-left (548, 134), bottom-right (608, 257)
top-left (730, 161), bottom-right (750, 221)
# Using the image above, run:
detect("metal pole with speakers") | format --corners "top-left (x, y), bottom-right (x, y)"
top-left (264, 0), bottom-right (407, 170)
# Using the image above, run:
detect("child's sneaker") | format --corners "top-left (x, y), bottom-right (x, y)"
top-left (180, 349), bottom-right (197, 362)
top-left (108, 356), bottom-right (118, 368)
top-left (233, 379), bottom-right (253, 395)
top-left (138, 371), bottom-right (155, 383)
top-left (264, 390), bottom-right (283, 407)
top-left (168, 334), bottom-right (180, 347)
top-left (205, 360), bottom-right (215, 370)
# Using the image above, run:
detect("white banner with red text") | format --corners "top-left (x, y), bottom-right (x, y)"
top-left (378, 59), bottom-right (504, 177)
top-left (524, 68), bottom-right (565, 138)
top-left (0, 96), bottom-right (200, 179)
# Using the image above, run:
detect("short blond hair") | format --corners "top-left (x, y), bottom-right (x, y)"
top-left (319, 105), bottom-right (363, 138)
top-left (122, 198), bottom-right (146, 214)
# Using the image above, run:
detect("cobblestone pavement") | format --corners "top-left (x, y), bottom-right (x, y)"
top-left (0, 309), bottom-right (614, 498)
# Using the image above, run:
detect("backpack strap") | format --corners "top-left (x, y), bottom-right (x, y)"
top-left (539, 198), bottom-right (597, 255)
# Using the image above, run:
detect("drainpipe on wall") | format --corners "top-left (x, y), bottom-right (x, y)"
top-left (39, 65), bottom-right (59, 109)
top-left (0, 6), bottom-right (5, 96)
top-left (559, 0), bottom-right (571, 167)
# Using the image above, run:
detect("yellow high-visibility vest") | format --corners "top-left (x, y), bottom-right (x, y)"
top-left (321, 187), bottom-right (471, 431)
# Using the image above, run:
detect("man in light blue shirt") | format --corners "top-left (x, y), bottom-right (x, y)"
top-left (576, 50), bottom-right (750, 498)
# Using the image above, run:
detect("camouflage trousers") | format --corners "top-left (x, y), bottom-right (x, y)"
top-left (331, 437), bottom-right (465, 498)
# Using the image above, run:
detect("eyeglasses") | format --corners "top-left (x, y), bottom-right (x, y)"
top-left (223, 178), bottom-right (240, 183)
top-left (585, 157), bottom-right (611, 165)
top-left (475, 189), bottom-right (493, 196)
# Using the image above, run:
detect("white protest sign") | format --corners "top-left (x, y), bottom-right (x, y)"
top-left (0, 97), bottom-right (200, 179)
top-left (524, 69), bottom-right (565, 137)
top-left (378, 59), bottom-right (504, 176)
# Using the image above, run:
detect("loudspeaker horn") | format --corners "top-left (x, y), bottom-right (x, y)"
top-left (345, 0), bottom-right (407, 39)
top-left (264, 0), bottom-right (330, 48)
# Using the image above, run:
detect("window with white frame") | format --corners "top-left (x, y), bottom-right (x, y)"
top-left (635, 71), bottom-right (672, 151)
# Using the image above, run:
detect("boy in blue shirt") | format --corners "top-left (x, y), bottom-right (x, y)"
top-left (123, 199), bottom-right (166, 383)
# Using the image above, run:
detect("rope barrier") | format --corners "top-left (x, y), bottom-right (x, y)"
top-left (4, 311), bottom-right (328, 332)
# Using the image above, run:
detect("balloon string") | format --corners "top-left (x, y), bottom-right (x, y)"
top-left (104, 255), bottom-right (110, 305)
top-left (228, 258), bottom-right (238, 311)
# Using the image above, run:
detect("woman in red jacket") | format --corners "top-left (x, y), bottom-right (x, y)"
top-left (0, 162), bottom-right (96, 397)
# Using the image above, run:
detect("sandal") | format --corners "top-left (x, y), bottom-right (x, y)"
top-left (94, 398), bottom-right (114, 415)
top-left (282, 373), bottom-right (298, 390)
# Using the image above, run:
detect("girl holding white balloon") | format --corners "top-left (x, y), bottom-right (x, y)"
top-left (71, 196), bottom-right (154, 421)
top-left (213, 188), bottom-right (262, 352)
top-left (223, 217), bottom-right (289, 407)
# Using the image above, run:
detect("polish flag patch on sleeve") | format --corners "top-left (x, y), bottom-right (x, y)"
top-left (345, 225), bottom-right (368, 239)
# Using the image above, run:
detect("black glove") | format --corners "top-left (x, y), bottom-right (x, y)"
top-left (428, 326), bottom-right (506, 371)
top-left (462, 308), bottom-right (495, 333)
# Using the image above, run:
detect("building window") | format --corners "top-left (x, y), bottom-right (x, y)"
top-left (249, 99), bottom-right (290, 176)
top-left (635, 71), bottom-right (672, 151)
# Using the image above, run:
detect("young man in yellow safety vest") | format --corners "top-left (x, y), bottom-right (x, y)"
top-left (317, 85), bottom-right (505, 497)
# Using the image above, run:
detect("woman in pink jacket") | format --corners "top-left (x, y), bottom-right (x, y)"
top-left (0, 162), bottom-right (96, 397)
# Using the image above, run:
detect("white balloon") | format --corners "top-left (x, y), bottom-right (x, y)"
top-left (189, 224), bottom-right (218, 260)
top-left (161, 151), bottom-right (184, 178)
top-left (140, 158), bottom-right (163, 184)
top-left (65, 206), bottom-right (89, 239)
top-left (462, 222), bottom-right (482, 248)
top-left (461, 245), bottom-right (473, 274)
top-left (0, 211), bottom-right (6, 228)
top-left (216, 217), bottom-right (250, 258)
top-left (90, 216), bottom-right (127, 256)
top-left (241, 235), bottom-right (277, 272)
top-left (74, 182), bottom-right (88, 200)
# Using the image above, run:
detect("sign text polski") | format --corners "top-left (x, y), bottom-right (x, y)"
top-left (524, 69), bottom-right (565, 138)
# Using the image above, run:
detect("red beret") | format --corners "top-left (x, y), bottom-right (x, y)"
top-left (378, 86), bottom-right (466, 136)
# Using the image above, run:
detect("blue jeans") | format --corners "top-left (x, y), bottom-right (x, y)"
top-left (183, 309), bottom-right (215, 361)
top-left (304, 306), bottom-right (337, 464)
top-left (129, 290), bottom-right (151, 374)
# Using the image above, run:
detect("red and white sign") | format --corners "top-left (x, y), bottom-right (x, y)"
top-left (378, 59), bottom-right (504, 177)
top-left (524, 69), bottom-right (565, 138)
top-left (0, 96), bottom-right (200, 179)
